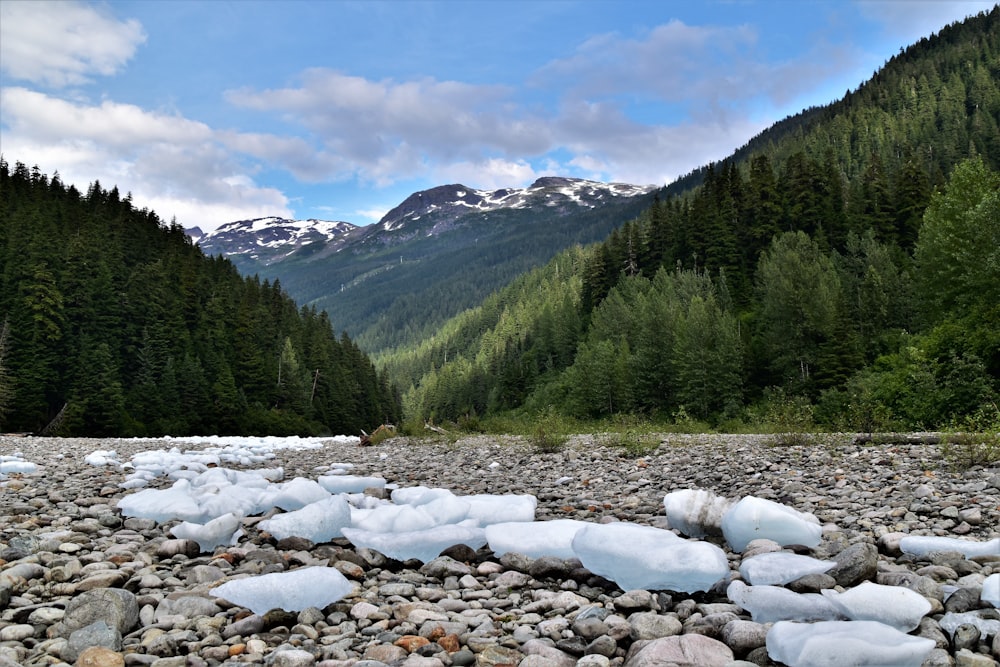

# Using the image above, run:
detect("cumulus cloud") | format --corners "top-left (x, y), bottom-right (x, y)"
top-left (0, 1), bottom-right (146, 87)
top-left (534, 18), bottom-right (857, 115)
top-left (0, 88), bottom-right (292, 228)
top-left (225, 69), bottom-right (553, 186)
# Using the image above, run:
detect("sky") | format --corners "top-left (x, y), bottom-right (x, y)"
top-left (1, 1), bottom-right (994, 232)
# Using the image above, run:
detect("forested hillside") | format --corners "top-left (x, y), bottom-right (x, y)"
top-left (386, 8), bottom-right (1000, 431)
top-left (0, 160), bottom-right (400, 436)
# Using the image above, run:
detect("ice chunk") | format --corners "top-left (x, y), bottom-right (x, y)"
top-left (342, 523), bottom-right (487, 562)
top-left (170, 513), bottom-right (243, 553)
top-left (722, 496), bottom-right (821, 552)
top-left (0, 460), bottom-right (36, 474)
top-left (662, 489), bottom-right (732, 537)
top-left (318, 474), bottom-right (386, 494)
top-left (118, 479), bottom-right (207, 523)
top-left (197, 483), bottom-right (268, 520)
top-left (85, 450), bottom-right (120, 466)
top-left (739, 552), bottom-right (834, 585)
top-left (258, 496), bottom-right (351, 543)
top-left (391, 486), bottom-right (454, 506)
top-left (899, 535), bottom-right (1000, 559)
top-left (766, 620), bottom-right (935, 667)
top-left (261, 477), bottom-right (331, 511)
top-left (485, 519), bottom-right (590, 559)
top-left (571, 522), bottom-right (728, 593)
top-left (727, 580), bottom-right (841, 623)
top-left (209, 566), bottom-right (353, 614)
top-left (821, 582), bottom-right (931, 632)
top-left (939, 611), bottom-right (1000, 638)
top-left (352, 502), bottom-right (444, 533)
top-left (420, 495), bottom-right (472, 525)
top-left (463, 493), bottom-right (537, 525)
top-left (983, 573), bottom-right (1000, 608)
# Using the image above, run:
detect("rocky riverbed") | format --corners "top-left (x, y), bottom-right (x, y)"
top-left (1, 433), bottom-right (998, 667)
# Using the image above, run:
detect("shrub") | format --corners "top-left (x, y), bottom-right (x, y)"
top-left (941, 402), bottom-right (1000, 469)
top-left (531, 405), bottom-right (568, 453)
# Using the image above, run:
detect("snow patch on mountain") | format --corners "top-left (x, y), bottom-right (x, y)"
top-left (377, 177), bottom-right (655, 233)
top-left (198, 217), bottom-right (357, 263)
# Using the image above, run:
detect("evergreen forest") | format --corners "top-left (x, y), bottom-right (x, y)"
top-left (383, 8), bottom-right (1000, 432)
top-left (0, 160), bottom-right (401, 436)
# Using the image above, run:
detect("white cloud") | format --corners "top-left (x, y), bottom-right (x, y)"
top-left (534, 18), bottom-right (857, 115)
top-left (225, 69), bottom-right (553, 186)
top-left (0, 1), bottom-right (146, 87)
top-left (355, 208), bottom-right (391, 223)
top-left (0, 88), bottom-right (292, 229)
top-left (432, 158), bottom-right (538, 190)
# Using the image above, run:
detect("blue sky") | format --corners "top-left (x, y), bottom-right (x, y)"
top-left (1, 1), bottom-right (993, 231)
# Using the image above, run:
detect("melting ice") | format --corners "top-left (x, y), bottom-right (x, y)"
top-left (209, 566), bottom-right (353, 615)
top-left (766, 620), bottom-right (935, 667)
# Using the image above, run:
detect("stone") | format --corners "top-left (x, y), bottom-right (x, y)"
top-left (955, 648), bottom-right (996, 667)
top-left (396, 636), bottom-right (432, 653)
top-left (614, 590), bottom-right (659, 613)
top-left (221, 613), bottom-right (265, 639)
top-left (520, 639), bottom-right (577, 667)
top-left (272, 649), bottom-right (317, 667)
top-left (826, 543), bottom-right (877, 587)
top-left (624, 634), bottom-right (734, 667)
top-left (363, 645), bottom-right (409, 664)
top-left (476, 645), bottom-right (526, 667)
top-left (59, 588), bottom-right (139, 638)
top-left (576, 656), bottom-right (611, 667)
top-left (721, 620), bottom-right (768, 656)
top-left (75, 647), bottom-right (126, 667)
top-left (628, 612), bottom-right (682, 640)
top-left (0, 624), bottom-right (34, 641)
top-left (952, 624), bottom-right (981, 652)
top-left (584, 636), bottom-right (617, 658)
top-left (66, 621), bottom-right (121, 663)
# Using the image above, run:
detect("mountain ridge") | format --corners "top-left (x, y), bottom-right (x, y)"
top-left (194, 176), bottom-right (659, 352)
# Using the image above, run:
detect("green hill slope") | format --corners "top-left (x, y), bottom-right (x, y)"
top-left (387, 7), bottom-right (1000, 431)
top-left (0, 161), bottom-right (400, 436)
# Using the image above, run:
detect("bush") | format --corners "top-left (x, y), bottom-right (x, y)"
top-left (941, 402), bottom-right (1000, 469)
top-left (531, 405), bottom-right (569, 453)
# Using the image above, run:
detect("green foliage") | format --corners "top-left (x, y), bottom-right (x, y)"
top-left (756, 231), bottom-right (842, 393)
top-left (916, 156), bottom-right (1000, 324)
top-left (530, 405), bottom-right (569, 453)
top-left (603, 414), bottom-right (660, 457)
top-left (940, 403), bottom-right (1000, 469)
top-left (0, 318), bottom-right (12, 428)
top-left (756, 387), bottom-right (815, 435)
top-left (0, 160), bottom-right (400, 436)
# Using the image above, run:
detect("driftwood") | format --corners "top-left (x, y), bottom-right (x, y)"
top-left (852, 433), bottom-right (943, 446)
top-left (424, 422), bottom-right (449, 436)
top-left (359, 424), bottom-right (396, 447)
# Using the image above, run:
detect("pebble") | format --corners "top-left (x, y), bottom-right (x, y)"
top-left (1, 434), bottom-right (998, 667)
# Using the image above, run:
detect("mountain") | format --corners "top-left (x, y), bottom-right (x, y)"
top-left (199, 217), bottom-right (357, 266)
top-left (197, 177), bottom-right (657, 353)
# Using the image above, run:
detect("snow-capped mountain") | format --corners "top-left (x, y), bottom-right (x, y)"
top-left (195, 176), bottom-right (658, 352)
top-left (198, 217), bottom-right (357, 265)
top-left (375, 177), bottom-right (655, 234)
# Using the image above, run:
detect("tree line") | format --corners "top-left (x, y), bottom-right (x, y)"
top-left (0, 160), bottom-right (401, 436)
